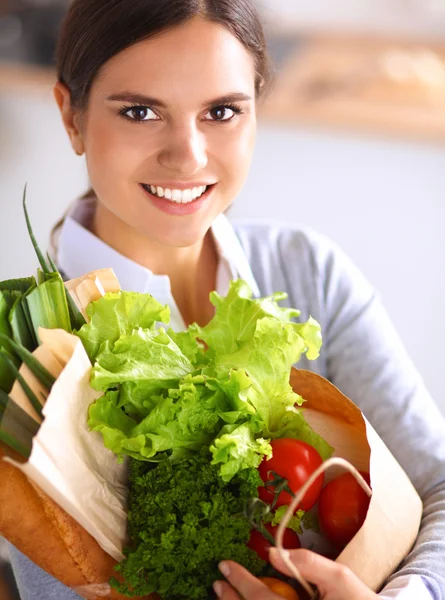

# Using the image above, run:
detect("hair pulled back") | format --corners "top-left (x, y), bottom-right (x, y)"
top-left (56, 0), bottom-right (272, 110)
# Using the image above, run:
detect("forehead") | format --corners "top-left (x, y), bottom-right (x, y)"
top-left (93, 17), bottom-right (256, 102)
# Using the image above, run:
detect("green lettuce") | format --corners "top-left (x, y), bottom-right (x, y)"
top-left (82, 281), bottom-right (332, 479)
top-left (76, 292), bottom-right (170, 360)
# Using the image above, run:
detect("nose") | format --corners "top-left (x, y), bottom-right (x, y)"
top-left (158, 120), bottom-right (208, 175)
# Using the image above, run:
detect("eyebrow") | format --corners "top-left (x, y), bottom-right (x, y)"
top-left (106, 92), bottom-right (253, 108)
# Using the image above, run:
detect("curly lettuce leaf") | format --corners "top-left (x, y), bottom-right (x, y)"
top-left (189, 279), bottom-right (302, 357)
top-left (76, 291), bottom-right (170, 360)
top-left (84, 280), bottom-right (331, 476)
top-left (89, 374), bottom-right (230, 462)
top-left (90, 328), bottom-right (193, 394)
top-left (210, 423), bottom-right (272, 482)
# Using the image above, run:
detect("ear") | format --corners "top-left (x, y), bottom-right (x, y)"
top-left (53, 81), bottom-right (85, 156)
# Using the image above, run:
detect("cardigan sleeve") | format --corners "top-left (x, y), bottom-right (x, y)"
top-left (304, 231), bottom-right (445, 599)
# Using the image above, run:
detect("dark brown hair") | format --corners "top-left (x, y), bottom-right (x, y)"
top-left (56, 0), bottom-right (272, 110)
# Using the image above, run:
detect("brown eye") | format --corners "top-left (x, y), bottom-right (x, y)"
top-left (206, 106), bottom-right (238, 122)
top-left (122, 106), bottom-right (157, 121)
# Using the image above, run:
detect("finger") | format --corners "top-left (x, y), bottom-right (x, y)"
top-left (269, 548), bottom-right (339, 586)
top-left (218, 561), bottom-right (280, 600)
top-left (213, 579), bottom-right (242, 600)
top-left (269, 549), bottom-right (375, 599)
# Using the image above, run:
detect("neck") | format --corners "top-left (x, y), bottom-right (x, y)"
top-left (91, 201), bottom-right (218, 327)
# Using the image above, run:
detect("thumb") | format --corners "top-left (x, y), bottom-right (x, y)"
top-left (269, 548), bottom-right (338, 588)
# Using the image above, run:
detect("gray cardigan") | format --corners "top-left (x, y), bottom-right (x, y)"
top-left (7, 222), bottom-right (445, 599)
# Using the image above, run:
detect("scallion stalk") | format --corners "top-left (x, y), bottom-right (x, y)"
top-left (26, 273), bottom-right (71, 342)
top-left (0, 334), bottom-right (56, 390)
top-left (0, 351), bottom-right (44, 418)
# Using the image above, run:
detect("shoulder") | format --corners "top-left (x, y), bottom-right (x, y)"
top-left (230, 218), bottom-right (352, 282)
top-left (230, 218), bottom-right (376, 330)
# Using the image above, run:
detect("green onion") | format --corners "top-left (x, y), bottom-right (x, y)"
top-left (0, 350), bottom-right (44, 418)
top-left (22, 187), bottom-right (86, 331)
top-left (26, 273), bottom-right (71, 342)
top-left (0, 278), bottom-right (36, 294)
top-left (0, 390), bottom-right (40, 436)
top-left (47, 253), bottom-right (86, 330)
top-left (18, 289), bottom-right (38, 349)
top-left (9, 293), bottom-right (37, 351)
top-left (23, 185), bottom-right (51, 275)
top-left (46, 253), bottom-right (58, 273)
top-left (0, 350), bottom-right (18, 394)
top-left (0, 429), bottom-right (31, 459)
top-left (0, 293), bottom-right (13, 341)
top-left (0, 390), bottom-right (38, 459)
top-left (0, 334), bottom-right (56, 390)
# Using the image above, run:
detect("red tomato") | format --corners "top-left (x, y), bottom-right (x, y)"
top-left (258, 577), bottom-right (301, 600)
top-left (247, 523), bottom-right (300, 562)
top-left (318, 471), bottom-right (371, 549)
top-left (258, 439), bottom-right (324, 511)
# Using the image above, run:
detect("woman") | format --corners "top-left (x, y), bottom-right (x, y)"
top-left (7, 1), bottom-right (445, 599)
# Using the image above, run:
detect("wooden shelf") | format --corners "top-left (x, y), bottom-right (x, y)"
top-left (259, 34), bottom-right (445, 142)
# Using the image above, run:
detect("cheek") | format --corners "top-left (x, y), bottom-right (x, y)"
top-left (214, 119), bottom-right (256, 185)
top-left (82, 113), bottom-right (155, 184)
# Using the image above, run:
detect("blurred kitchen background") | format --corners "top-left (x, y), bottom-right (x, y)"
top-left (0, 0), bottom-right (444, 426)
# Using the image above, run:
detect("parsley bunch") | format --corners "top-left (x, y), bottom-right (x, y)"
top-left (111, 451), bottom-right (267, 598)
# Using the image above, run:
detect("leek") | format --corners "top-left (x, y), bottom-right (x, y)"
top-left (23, 187), bottom-right (86, 331)
top-left (0, 278), bottom-right (36, 294)
top-left (0, 350), bottom-right (44, 418)
top-left (0, 389), bottom-right (39, 459)
top-left (0, 292), bottom-right (25, 391)
top-left (10, 292), bottom-right (37, 350)
top-left (0, 334), bottom-right (56, 390)
top-left (26, 273), bottom-right (71, 341)
top-left (23, 185), bottom-right (51, 275)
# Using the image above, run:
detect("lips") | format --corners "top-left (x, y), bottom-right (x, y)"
top-left (141, 183), bottom-right (211, 204)
top-left (140, 182), bottom-right (215, 216)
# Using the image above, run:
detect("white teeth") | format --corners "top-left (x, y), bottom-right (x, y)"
top-left (145, 184), bottom-right (209, 203)
top-left (183, 189), bottom-right (192, 203)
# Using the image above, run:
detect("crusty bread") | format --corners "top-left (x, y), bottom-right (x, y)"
top-left (0, 445), bottom-right (153, 600)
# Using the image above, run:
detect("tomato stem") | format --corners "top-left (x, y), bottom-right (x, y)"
top-left (266, 470), bottom-right (295, 510)
top-left (244, 498), bottom-right (277, 547)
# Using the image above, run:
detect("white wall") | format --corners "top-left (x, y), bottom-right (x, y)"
top-left (1, 86), bottom-right (444, 414)
top-left (0, 86), bottom-right (87, 279)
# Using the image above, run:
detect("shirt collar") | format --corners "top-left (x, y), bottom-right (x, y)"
top-left (57, 196), bottom-right (260, 298)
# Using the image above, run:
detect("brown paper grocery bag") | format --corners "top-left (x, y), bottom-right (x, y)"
top-left (290, 368), bottom-right (423, 591)
top-left (0, 348), bottom-right (422, 597)
top-left (0, 328), bottom-right (150, 599)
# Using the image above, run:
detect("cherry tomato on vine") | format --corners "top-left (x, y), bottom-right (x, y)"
top-left (318, 471), bottom-right (371, 549)
top-left (258, 439), bottom-right (324, 511)
top-left (258, 577), bottom-right (301, 600)
top-left (247, 523), bottom-right (300, 562)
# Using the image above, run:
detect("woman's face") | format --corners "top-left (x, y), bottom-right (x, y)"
top-left (74, 17), bottom-right (257, 248)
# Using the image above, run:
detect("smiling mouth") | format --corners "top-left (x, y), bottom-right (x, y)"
top-left (141, 183), bottom-right (214, 204)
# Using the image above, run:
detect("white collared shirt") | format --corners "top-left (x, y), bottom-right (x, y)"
top-left (57, 196), bottom-right (260, 331)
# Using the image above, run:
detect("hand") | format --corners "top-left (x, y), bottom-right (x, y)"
top-left (213, 548), bottom-right (379, 600)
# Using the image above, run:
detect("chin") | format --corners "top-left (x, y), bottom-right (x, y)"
top-left (139, 220), bottom-right (212, 249)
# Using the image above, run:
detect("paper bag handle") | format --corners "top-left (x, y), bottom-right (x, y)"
top-left (275, 457), bottom-right (373, 599)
